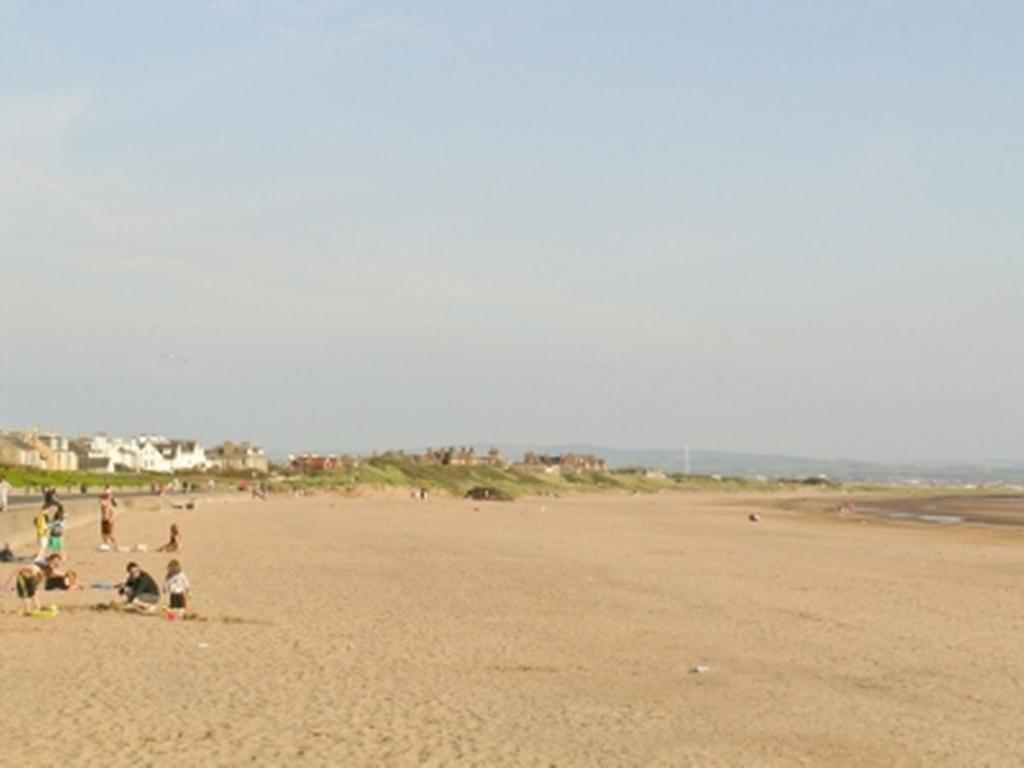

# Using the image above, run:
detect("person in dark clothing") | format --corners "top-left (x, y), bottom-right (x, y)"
top-left (42, 486), bottom-right (64, 516)
top-left (118, 562), bottom-right (160, 611)
top-left (41, 553), bottom-right (81, 591)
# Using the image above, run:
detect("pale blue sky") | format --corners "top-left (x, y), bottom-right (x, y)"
top-left (1, 1), bottom-right (1022, 461)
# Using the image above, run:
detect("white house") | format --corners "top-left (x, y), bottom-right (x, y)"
top-left (79, 434), bottom-right (143, 472)
top-left (134, 436), bottom-right (173, 473)
top-left (207, 441), bottom-right (270, 473)
top-left (157, 440), bottom-right (208, 472)
top-left (68, 434), bottom-right (209, 474)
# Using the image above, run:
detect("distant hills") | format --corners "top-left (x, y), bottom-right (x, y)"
top-left (470, 444), bottom-right (1024, 486)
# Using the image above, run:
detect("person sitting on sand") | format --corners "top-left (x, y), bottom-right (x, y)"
top-left (41, 553), bottom-right (82, 591)
top-left (163, 559), bottom-right (190, 617)
top-left (118, 562), bottom-right (160, 611)
top-left (156, 523), bottom-right (181, 553)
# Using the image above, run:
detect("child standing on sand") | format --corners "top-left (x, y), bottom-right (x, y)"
top-left (1, 565), bottom-right (43, 614)
top-left (17, 567), bottom-right (42, 614)
top-left (48, 508), bottom-right (66, 557)
top-left (164, 559), bottom-right (190, 617)
top-left (33, 508), bottom-right (49, 561)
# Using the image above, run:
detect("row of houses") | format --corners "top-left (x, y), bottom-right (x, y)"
top-left (0, 429), bottom-right (269, 474)
top-left (283, 446), bottom-right (610, 476)
top-left (403, 447), bottom-right (607, 473)
top-left (519, 452), bottom-right (607, 473)
top-left (287, 453), bottom-right (360, 472)
top-left (416, 447), bottom-right (507, 468)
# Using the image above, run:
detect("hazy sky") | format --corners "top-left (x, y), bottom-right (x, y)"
top-left (2, 1), bottom-right (1022, 462)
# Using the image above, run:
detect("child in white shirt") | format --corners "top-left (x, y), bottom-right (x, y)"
top-left (164, 559), bottom-right (190, 618)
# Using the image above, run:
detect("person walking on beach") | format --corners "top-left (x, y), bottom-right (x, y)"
top-left (0, 476), bottom-right (11, 512)
top-left (99, 485), bottom-right (117, 550)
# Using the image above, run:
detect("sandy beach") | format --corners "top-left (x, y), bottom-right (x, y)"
top-left (3, 490), bottom-right (1024, 766)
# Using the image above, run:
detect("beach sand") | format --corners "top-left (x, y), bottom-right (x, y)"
top-left (3, 491), bottom-right (1023, 766)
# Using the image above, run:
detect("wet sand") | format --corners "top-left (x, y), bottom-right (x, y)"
top-left (2, 491), bottom-right (1023, 766)
top-left (833, 493), bottom-right (1024, 527)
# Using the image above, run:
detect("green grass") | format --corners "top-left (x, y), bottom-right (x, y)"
top-left (0, 466), bottom-right (200, 491)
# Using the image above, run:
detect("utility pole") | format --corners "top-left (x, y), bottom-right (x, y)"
top-left (684, 444), bottom-right (691, 476)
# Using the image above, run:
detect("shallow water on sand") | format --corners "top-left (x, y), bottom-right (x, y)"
top-left (842, 494), bottom-right (1024, 527)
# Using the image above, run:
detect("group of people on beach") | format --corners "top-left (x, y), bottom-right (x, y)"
top-left (1, 485), bottom-right (190, 618)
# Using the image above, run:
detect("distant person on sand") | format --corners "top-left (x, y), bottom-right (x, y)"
top-left (42, 486), bottom-right (57, 510)
top-left (163, 559), bottom-right (190, 617)
top-left (42, 553), bottom-right (81, 591)
top-left (47, 508), bottom-right (66, 556)
top-left (156, 523), bottom-right (181, 553)
top-left (33, 508), bottom-right (50, 561)
top-left (99, 485), bottom-right (117, 550)
top-left (16, 567), bottom-right (43, 614)
top-left (2, 565), bottom-right (42, 614)
top-left (118, 562), bottom-right (160, 611)
top-left (42, 486), bottom-right (64, 516)
top-left (0, 476), bottom-right (11, 512)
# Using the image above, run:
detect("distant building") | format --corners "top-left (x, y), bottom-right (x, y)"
top-left (69, 437), bottom-right (118, 473)
top-left (73, 433), bottom-right (142, 473)
top-left (517, 452), bottom-right (607, 474)
top-left (416, 446), bottom-right (497, 467)
top-left (479, 448), bottom-right (507, 468)
top-left (518, 452), bottom-right (563, 474)
top-left (0, 431), bottom-right (42, 468)
top-left (135, 437), bottom-right (173, 473)
top-left (289, 453), bottom-right (339, 472)
top-left (155, 439), bottom-right (208, 472)
top-left (12, 429), bottom-right (78, 471)
top-left (207, 441), bottom-right (270, 473)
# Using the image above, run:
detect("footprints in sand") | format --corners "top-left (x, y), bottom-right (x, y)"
top-left (40, 602), bottom-right (273, 626)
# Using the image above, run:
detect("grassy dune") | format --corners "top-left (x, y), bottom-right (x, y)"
top-left (275, 456), bottom-right (804, 498)
top-left (1, 458), bottom-right (895, 500)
